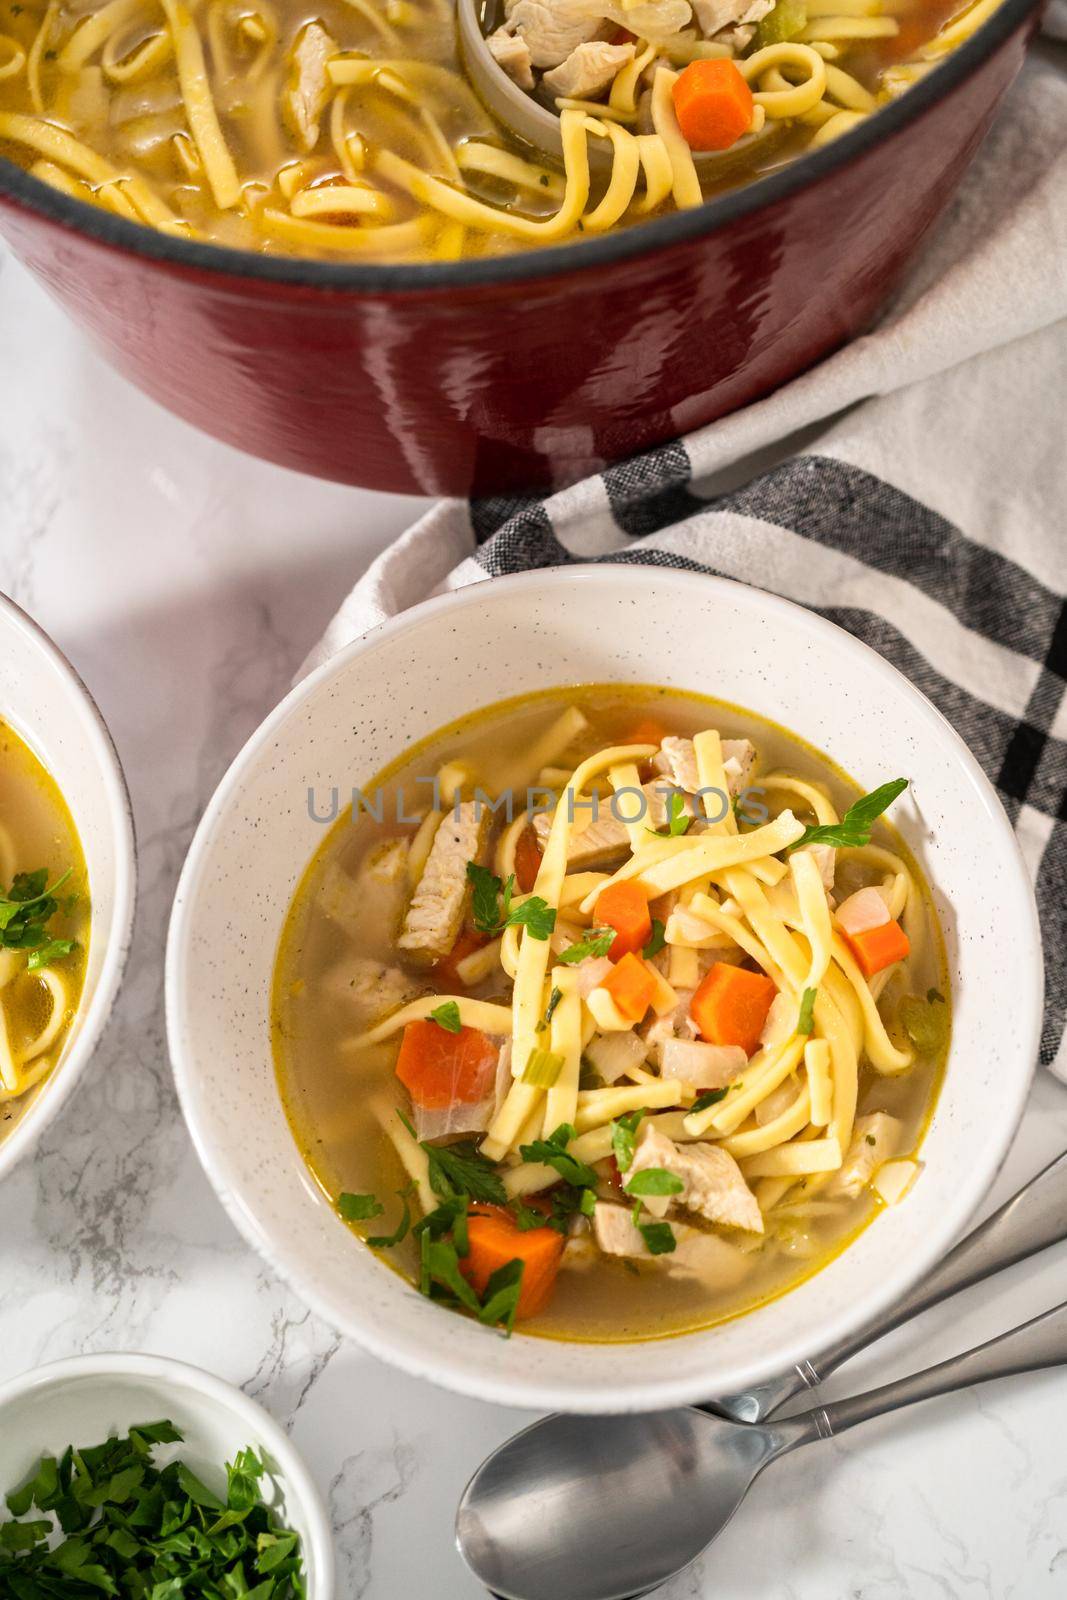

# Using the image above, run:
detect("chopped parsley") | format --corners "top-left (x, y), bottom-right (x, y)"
top-left (338, 1192), bottom-right (384, 1222)
top-left (558, 927), bottom-right (615, 964)
top-left (425, 1138), bottom-right (507, 1205)
top-left (466, 862), bottom-right (555, 940)
top-left (638, 1221), bottom-right (677, 1255)
top-left (0, 1424), bottom-right (305, 1596)
top-left (643, 918), bottom-right (667, 959)
top-left (0, 868), bottom-right (77, 970)
top-left (610, 1108), bottom-right (645, 1173)
top-left (624, 1167), bottom-right (684, 1198)
top-left (477, 1259), bottom-right (525, 1334)
top-left (519, 1123), bottom-right (598, 1188)
top-left (536, 985), bottom-right (563, 1032)
top-left (789, 779), bottom-right (909, 852)
top-left (646, 792), bottom-right (691, 838)
top-left (429, 1000), bottom-right (462, 1033)
top-left (689, 1087), bottom-right (729, 1115)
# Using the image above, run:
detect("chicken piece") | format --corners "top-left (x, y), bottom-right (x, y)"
top-left (692, 0), bottom-right (771, 35)
top-left (721, 738), bottom-right (758, 795)
top-left (281, 20), bottom-right (337, 154)
top-left (533, 782), bottom-right (691, 867)
top-left (826, 1113), bottom-right (903, 1199)
top-left (320, 955), bottom-right (421, 1028)
top-left (542, 39), bottom-right (634, 98)
top-left (320, 838), bottom-right (410, 956)
top-left (629, 1124), bottom-right (764, 1232)
top-left (398, 801), bottom-right (488, 966)
top-left (486, 25), bottom-right (535, 87)
top-left (502, 0), bottom-right (602, 68)
top-left (593, 1202), bottom-right (753, 1285)
top-left (653, 736), bottom-right (701, 794)
top-left (800, 841), bottom-right (836, 892)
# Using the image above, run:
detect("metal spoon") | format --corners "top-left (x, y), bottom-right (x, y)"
top-left (457, 1297), bottom-right (1067, 1600)
top-left (456, 1151), bottom-right (1067, 1598)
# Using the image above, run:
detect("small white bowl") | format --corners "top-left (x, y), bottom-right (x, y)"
top-left (166, 567), bottom-right (1042, 1413)
top-left (0, 1353), bottom-right (334, 1597)
top-left (0, 594), bottom-right (137, 1182)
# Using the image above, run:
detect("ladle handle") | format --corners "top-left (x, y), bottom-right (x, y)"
top-left (713, 1149), bottom-right (1067, 1422)
top-left (809, 1298), bottom-right (1067, 1439)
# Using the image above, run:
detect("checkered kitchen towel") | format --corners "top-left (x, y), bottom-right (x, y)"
top-left (306, 47), bottom-right (1067, 1080)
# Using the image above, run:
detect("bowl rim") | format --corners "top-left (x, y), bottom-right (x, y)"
top-left (0, 0), bottom-right (1039, 294)
top-left (0, 1350), bottom-right (336, 1597)
top-left (166, 565), bottom-right (1042, 1413)
top-left (0, 592), bottom-right (138, 1186)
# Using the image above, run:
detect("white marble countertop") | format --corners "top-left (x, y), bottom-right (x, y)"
top-left (3, 236), bottom-right (1067, 1600)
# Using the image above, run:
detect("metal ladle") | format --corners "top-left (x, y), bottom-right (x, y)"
top-left (456, 1150), bottom-right (1067, 1600)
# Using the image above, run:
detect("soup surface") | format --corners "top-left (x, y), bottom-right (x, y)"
top-left (0, 0), bottom-right (997, 261)
top-left (273, 685), bottom-right (949, 1342)
top-left (0, 719), bottom-right (90, 1143)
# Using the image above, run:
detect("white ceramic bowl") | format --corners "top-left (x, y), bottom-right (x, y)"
top-left (166, 568), bottom-right (1042, 1413)
top-left (0, 1353), bottom-right (334, 1596)
top-left (0, 593), bottom-right (136, 1181)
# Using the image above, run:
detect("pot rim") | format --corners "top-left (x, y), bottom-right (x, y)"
top-left (0, 0), bottom-right (1039, 295)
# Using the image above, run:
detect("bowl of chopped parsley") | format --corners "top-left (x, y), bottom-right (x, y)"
top-left (0, 1352), bottom-right (334, 1598)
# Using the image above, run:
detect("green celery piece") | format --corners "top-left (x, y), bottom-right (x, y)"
top-left (757, 0), bottom-right (807, 46)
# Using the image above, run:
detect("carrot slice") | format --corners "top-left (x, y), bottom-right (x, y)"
top-left (598, 880), bottom-right (653, 960)
top-left (690, 962), bottom-right (777, 1055)
top-left (395, 1020), bottom-right (499, 1109)
top-left (514, 824), bottom-right (544, 894)
top-left (623, 717), bottom-right (667, 746)
top-left (601, 951), bottom-right (658, 1023)
top-left (844, 918), bottom-right (911, 978)
top-left (434, 927), bottom-right (488, 988)
top-left (671, 59), bottom-right (754, 152)
top-left (460, 1204), bottom-right (564, 1320)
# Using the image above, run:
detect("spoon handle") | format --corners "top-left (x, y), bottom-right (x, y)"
top-left (808, 1297), bottom-right (1067, 1439)
top-left (713, 1149), bottom-right (1067, 1422)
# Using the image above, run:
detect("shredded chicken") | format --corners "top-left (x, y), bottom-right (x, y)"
top-left (321, 839), bottom-right (409, 956)
top-left (320, 955), bottom-right (421, 1027)
top-left (721, 738), bottom-right (758, 795)
top-left (281, 20), bottom-right (337, 153)
top-left (502, 0), bottom-right (602, 69)
top-left (827, 1113), bottom-right (903, 1199)
top-left (691, 0), bottom-right (771, 36)
top-left (398, 802), bottom-right (488, 965)
top-left (533, 781), bottom-right (692, 867)
top-left (629, 1124), bottom-right (764, 1232)
top-left (593, 1202), bottom-right (754, 1285)
top-left (542, 39), bottom-right (635, 98)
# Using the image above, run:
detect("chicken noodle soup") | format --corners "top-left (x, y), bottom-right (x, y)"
top-left (0, 719), bottom-right (90, 1141)
top-left (273, 686), bottom-right (948, 1341)
top-left (0, 0), bottom-right (1003, 261)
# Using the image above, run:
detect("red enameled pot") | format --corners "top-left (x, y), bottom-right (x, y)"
top-left (0, 0), bottom-right (1041, 498)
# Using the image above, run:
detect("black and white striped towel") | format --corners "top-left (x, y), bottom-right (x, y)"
top-left (307, 51), bottom-right (1067, 1080)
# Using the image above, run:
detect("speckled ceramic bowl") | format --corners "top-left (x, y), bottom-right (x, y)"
top-left (0, 1354), bottom-right (334, 1597)
top-left (166, 568), bottom-right (1041, 1413)
top-left (0, 594), bottom-right (136, 1182)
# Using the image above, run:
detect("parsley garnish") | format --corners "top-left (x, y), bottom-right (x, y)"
top-left (638, 1221), bottom-right (677, 1255)
top-left (690, 1087), bottom-right (729, 1115)
top-left (646, 792), bottom-right (690, 838)
top-left (338, 1192), bottom-right (384, 1221)
top-left (425, 1139), bottom-right (507, 1205)
top-left (0, 868), bottom-right (77, 969)
top-left (430, 1000), bottom-right (462, 1033)
top-left (927, 987), bottom-right (945, 1004)
top-left (610, 1108), bottom-right (645, 1173)
top-left (466, 862), bottom-right (555, 940)
top-left (789, 779), bottom-right (909, 852)
top-left (643, 918), bottom-right (666, 958)
top-left (519, 1123), bottom-right (597, 1188)
top-left (797, 986), bottom-right (817, 1035)
top-left (368, 1185), bottom-right (415, 1248)
top-left (0, 1424), bottom-right (305, 1595)
top-left (537, 985), bottom-right (563, 1032)
top-left (558, 927), bottom-right (615, 964)
top-left (624, 1168), bottom-right (684, 1198)
top-left (477, 1259), bottom-right (525, 1334)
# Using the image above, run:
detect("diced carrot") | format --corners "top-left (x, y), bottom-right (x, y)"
top-left (671, 59), bottom-right (754, 152)
top-left (460, 1204), bottom-right (564, 1320)
top-left (844, 918), bottom-right (911, 978)
top-left (434, 928), bottom-right (488, 988)
top-left (623, 717), bottom-right (667, 746)
top-left (395, 1020), bottom-right (499, 1109)
top-left (514, 825), bottom-right (544, 894)
top-left (690, 962), bottom-right (777, 1056)
top-left (601, 951), bottom-right (658, 1023)
top-left (597, 880), bottom-right (653, 960)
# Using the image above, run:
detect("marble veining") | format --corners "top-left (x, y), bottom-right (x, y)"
top-left (3, 238), bottom-right (1067, 1597)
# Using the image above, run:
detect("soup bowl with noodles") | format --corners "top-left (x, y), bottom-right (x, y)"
top-left (0, 593), bottom-right (136, 1183)
top-left (167, 567), bottom-right (1040, 1411)
top-left (0, 0), bottom-right (1044, 496)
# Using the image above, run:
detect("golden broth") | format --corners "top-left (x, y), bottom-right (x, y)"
top-left (0, 0), bottom-right (994, 261)
top-left (273, 685), bottom-right (948, 1343)
top-left (0, 718), bottom-right (90, 1142)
